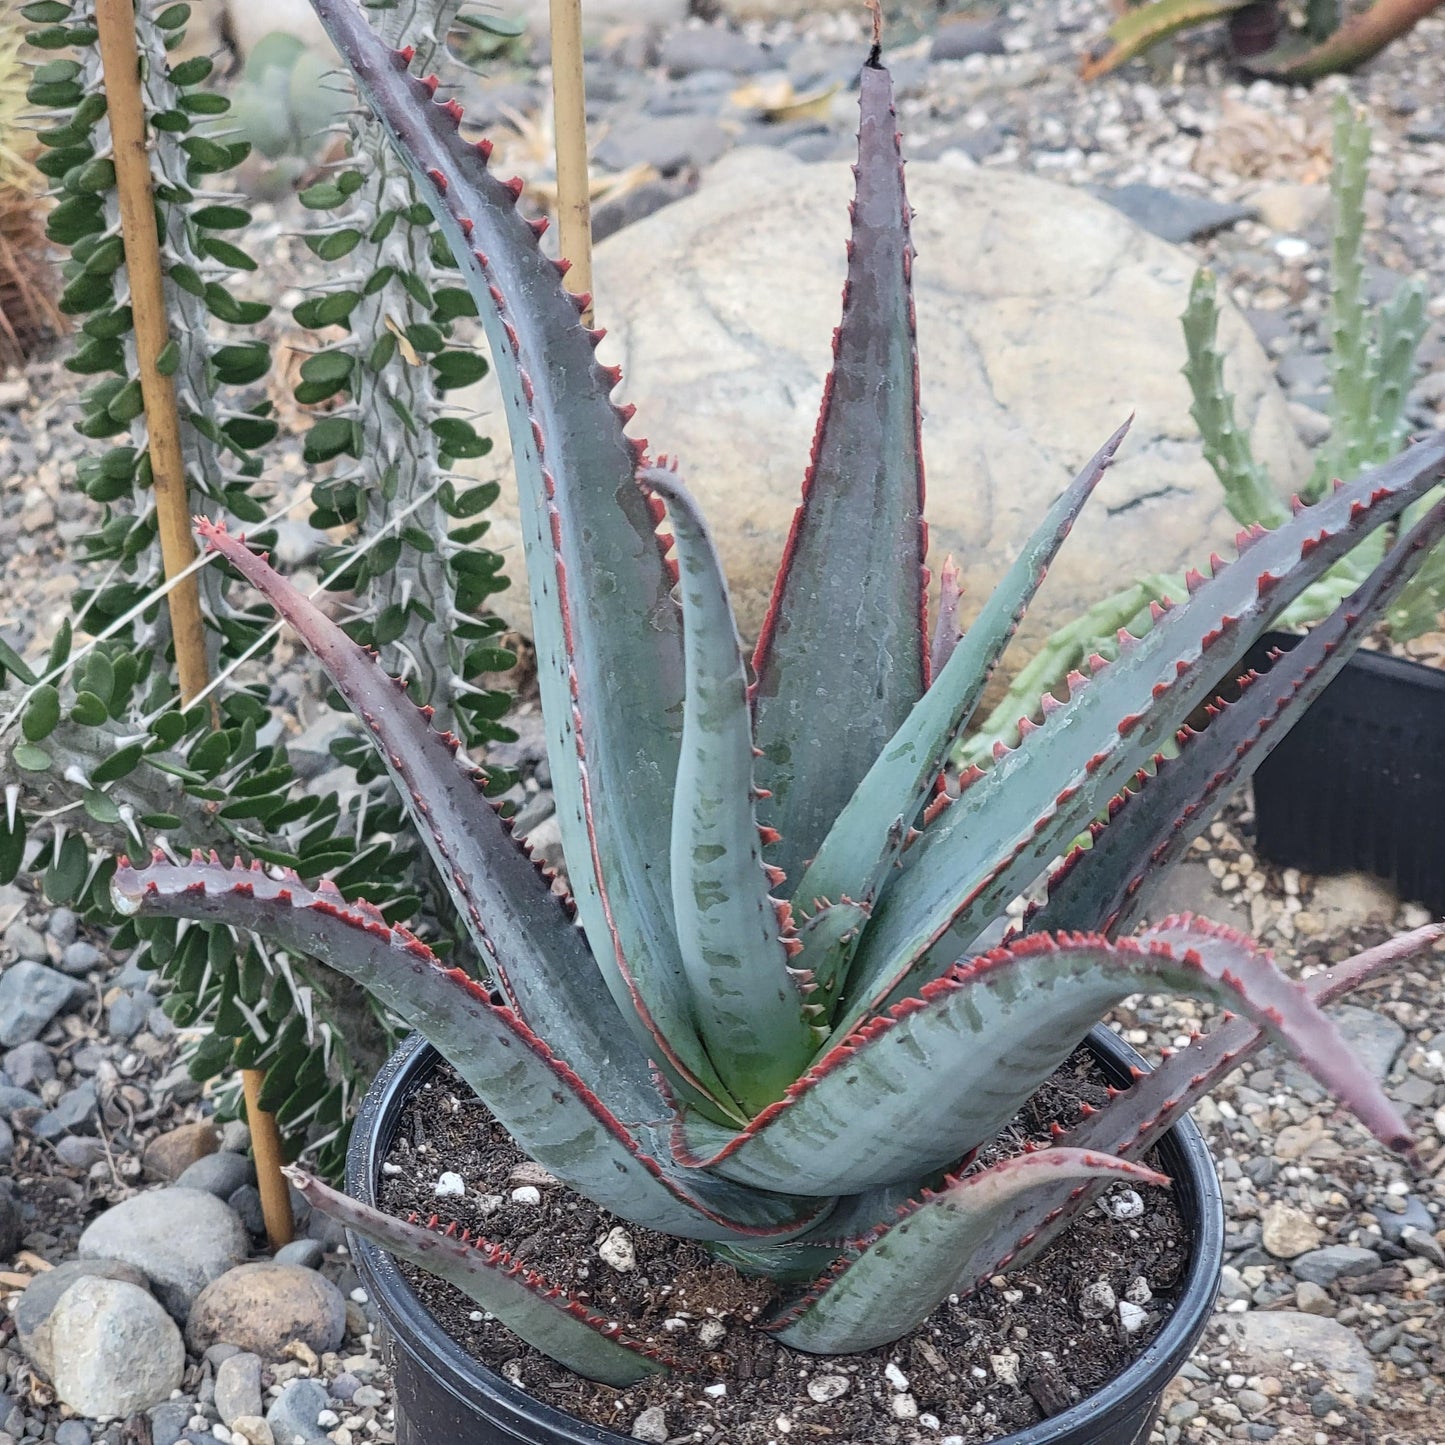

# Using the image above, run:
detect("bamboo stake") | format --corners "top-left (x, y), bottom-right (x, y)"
top-left (548, 0), bottom-right (594, 325)
top-left (95, 0), bottom-right (293, 1250)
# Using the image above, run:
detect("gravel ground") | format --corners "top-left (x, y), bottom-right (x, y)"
top-left (3, 2), bottom-right (1445, 1443)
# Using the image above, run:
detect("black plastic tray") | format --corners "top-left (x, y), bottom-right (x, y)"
top-left (1250, 634), bottom-right (1445, 911)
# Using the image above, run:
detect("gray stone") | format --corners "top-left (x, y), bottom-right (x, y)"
top-left (46, 909), bottom-right (79, 946)
top-left (931, 18), bottom-right (1008, 61)
top-left (659, 28), bottom-right (774, 77)
top-left (33, 1083), bottom-right (98, 1140)
top-left (272, 1239), bottom-right (324, 1270)
top-left (0, 1084), bottom-right (42, 1111)
top-left (593, 114), bottom-right (729, 176)
top-left (49, 1277), bottom-right (185, 1418)
top-left (1095, 183), bottom-right (1255, 244)
top-left (1291, 1246), bottom-right (1382, 1286)
top-left (59, 942), bottom-right (102, 977)
top-left (592, 177), bottom-right (693, 244)
top-left (175, 1152), bottom-right (256, 1200)
top-left (1276, 349), bottom-right (1330, 394)
top-left (1329, 1005), bottom-right (1406, 1081)
top-left (54, 1422), bottom-right (90, 1445)
top-left (227, 1185), bottom-right (266, 1238)
top-left (327, 1374), bottom-right (359, 1404)
top-left (78, 1188), bottom-right (249, 1321)
top-left (265, 1379), bottom-right (329, 1445)
top-left (0, 962), bottom-right (85, 1046)
top-left (462, 150), bottom-right (1305, 665)
top-left (0, 1117), bottom-right (11, 1165)
top-left (1219, 1312), bottom-right (1375, 1403)
top-left (15, 1259), bottom-right (150, 1375)
top-left (186, 1263), bottom-right (347, 1358)
top-left (149, 1404), bottom-right (193, 1445)
top-left (106, 990), bottom-right (155, 1042)
top-left (3, 920), bottom-right (47, 962)
top-left (214, 1352), bottom-right (264, 1426)
top-left (54, 1135), bottom-right (108, 1170)
top-left (1371, 1192), bottom-right (1435, 1242)
top-left (3, 1041), bottom-right (55, 1089)
top-left (510, 791), bottom-right (556, 835)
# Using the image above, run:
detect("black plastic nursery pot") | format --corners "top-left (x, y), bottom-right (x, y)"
top-left (347, 1029), bottom-right (1224, 1445)
top-left (1247, 634), bottom-right (1445, 913)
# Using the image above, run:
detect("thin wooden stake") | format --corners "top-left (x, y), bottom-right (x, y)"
top-left (95, 0), bottom-right (293, 1251)
top-left (548, 0), bottom-right (594, 325)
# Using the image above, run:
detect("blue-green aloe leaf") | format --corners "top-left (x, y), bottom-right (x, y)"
top-left (112, 856), bottom-right (825, 1243)
top-left (193, 520), bottom-right (647, 1098)
top-left (750, 50), bottom-right (927, 894)
top-left (1032, 494), bottom-right (1445, 937)
top-left (641, 465), bottom-right (814, 1111)
top-left (986, 923), bottom-right (1443, 1287)
top-left (766, 1150), bottom-right (1171, 1353)
top-left (841, 431), bottom-right (1445, 1030)
top-left (306, 0), bottom-right (735, 1116)
top-left (674, 920), bottom-right (1415, 1198)
top-left (286, 1169), bottom-right (673, 1385)
top-left (791, 419), bottom-right (1131, 943)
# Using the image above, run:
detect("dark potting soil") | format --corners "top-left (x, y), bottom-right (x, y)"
top-left (378, 1047), bottom-right (1188, 1444)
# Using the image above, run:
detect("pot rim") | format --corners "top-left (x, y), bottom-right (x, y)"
top-left (347, 1025), bottom-right (1224, 1445)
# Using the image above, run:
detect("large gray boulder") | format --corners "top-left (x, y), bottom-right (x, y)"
top-left (459, 150), bottom-right (1307, 672)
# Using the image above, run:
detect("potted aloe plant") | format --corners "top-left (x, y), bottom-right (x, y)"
top-left (110, 2), bottom-right (1445, 1442)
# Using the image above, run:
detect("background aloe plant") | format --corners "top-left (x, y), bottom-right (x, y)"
top-left (1082, 0), bottom-right (1445, 82)
top-left (109, 0), bottom-right (1445, 1384)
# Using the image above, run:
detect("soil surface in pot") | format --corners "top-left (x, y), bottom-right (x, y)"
top-left (377, 1046), bottom-right (1189, 1444)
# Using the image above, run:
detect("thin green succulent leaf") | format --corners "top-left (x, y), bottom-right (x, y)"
top-left (767, 1150), bottom-right (1170, 1353)
top-left (192, 520), bottom-right (646, 1088)
top-left (1310, 97), bottom-right (1373, 501)
top-left (957, 572), bottom-right (1180, 771)
top-left (286, 1169), bottom-right (671, 1385)
top-left (112, 856), bottom-right (823, 1241)
top-left (675, 919), bottom-right (1413, 1197)
top-left (1031, 495), bottom-right (1445, 937)
top-left (641, 466), bottom-right (813, 1111)
top-left (1367, 280), bottom-right (1427, 459)
top-left (1181, 270), bottom-right (1288, 529)
top-left (997, 923), bottom-right (1444, 1276)
top-left (792, 420), bottom-right (1131, 952)
top-left (306, 0), bottom-right (732, 1114)
top-left (841, 432), bottom-right (1445, 1033)
top-left (750, 53), bottom-right (927, 894)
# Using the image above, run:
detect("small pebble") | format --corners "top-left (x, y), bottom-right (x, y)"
top-left (432, 1172), bottom-right (465, 1198)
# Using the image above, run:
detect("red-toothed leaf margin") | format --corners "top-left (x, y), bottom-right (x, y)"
top-left (750, 48), bottom-right (928, 895)
top-left (1030, 494), bottom-right (1445, 937)
top-left (305, 0), bottom-right (739, 1120)
top-left (286, 1169), bottom-right (673, 1385)
top-left (641, 465), bottom-right (815, 1111)
top-left (192, 519), bottom-right (661, 1112)
top-left (838, 431), bottom-right (1445, 1035)
top-left (112, 855), bottom-right (826, 1243)
top-left (766, 1149), bottom-right (1170, 1353)
top-left (789, 419), bottom-right (1130, 1003)
top-left (941, 922), bottom-right (1443, 1294)
top-left (670, 918), bottom-right (1414, 1197)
